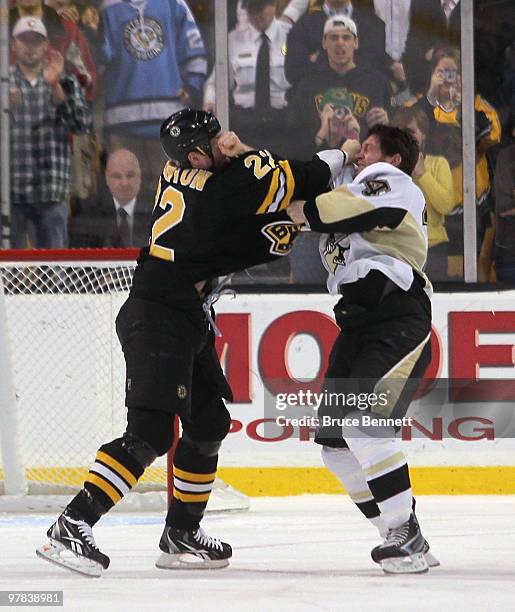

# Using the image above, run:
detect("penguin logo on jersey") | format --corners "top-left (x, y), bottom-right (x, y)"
top-left (362, 179), bottom-right (391, 197)
top-left (261, 221), bottom-right (301, 256)
top-left (323, 234), bottom-right (349, 272)
top-left (333, 244), bottom-right (348, 267)
top-left (124, 17), bottom-right (164, 60)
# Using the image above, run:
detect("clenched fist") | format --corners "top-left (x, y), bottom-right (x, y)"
top-left (341, 139), bottom-right (361, 164)
top-left (218, 131), bottom-right (246, 157)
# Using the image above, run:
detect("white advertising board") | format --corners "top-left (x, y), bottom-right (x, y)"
top-left (214, 291), bottom-right (515, 467)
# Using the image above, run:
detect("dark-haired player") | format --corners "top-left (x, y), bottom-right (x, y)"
top-left (288, 125), bottom-right (439, 574)
top-left (37, 108), bottom-right (358, 576)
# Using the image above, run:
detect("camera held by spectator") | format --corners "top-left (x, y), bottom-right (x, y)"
top-left (315, 88), bottom-right (360, 148)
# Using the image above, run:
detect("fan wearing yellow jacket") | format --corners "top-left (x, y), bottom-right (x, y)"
top-left (410, 46), bottom-right (501, 280)
top-left (393, 106), bottom-right (454, 281)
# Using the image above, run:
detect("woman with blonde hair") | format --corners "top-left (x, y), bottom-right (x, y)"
top-left (392, 105), bottom-right (454, 281)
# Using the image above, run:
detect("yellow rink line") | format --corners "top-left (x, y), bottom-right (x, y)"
top-left (217, 467), bottom-right (515, 496)
top-left (1, 467), bottom-right (515, 495)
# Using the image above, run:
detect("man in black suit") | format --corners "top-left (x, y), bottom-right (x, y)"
top-left (70, 149), bottom-right (151, 248)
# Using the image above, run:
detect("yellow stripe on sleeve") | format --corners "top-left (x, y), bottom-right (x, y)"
top-left (86, 473), bottom-right (122, 504)
top-left (96, 451), bottom-right (138, 487)
top-left (173, 466), bottom-right (216, 483)
top-left (256, 167), bottom-right (280, 214)
top-left (278, 160), bottom-right (295, 210)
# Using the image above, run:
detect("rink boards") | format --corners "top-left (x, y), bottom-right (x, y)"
top-left (2, 290), bottom-right (515, 495)
top-left (214, 290), bottom-right (515, 494)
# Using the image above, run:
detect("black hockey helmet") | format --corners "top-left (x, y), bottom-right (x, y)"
top-left (160, 108), bottom-right (221, 168)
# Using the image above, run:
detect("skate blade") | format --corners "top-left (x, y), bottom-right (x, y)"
top-left (155, 551), bottom-right (230, 570)
top-left (425, 550), bottom-right (440, 568)
top-left (36, 540), bottom-right (103, 578)
top-left (381, 552), bottom-right (428, 574)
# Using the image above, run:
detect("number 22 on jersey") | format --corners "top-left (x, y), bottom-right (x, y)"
top-left (149, 181), bottom-right (186, 261)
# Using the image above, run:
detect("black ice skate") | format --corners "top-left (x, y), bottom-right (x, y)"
top-left (156, 525), bottom-right (232, 569)
top-left (36, 509), bottom-right (110, 577)
top-left (371, 513), bottom-right (428, 574)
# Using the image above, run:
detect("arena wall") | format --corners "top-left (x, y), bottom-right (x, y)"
top-left (5, 290), bottom-right (515, 495)
top-left (214, 291), bottom-right (515, 494)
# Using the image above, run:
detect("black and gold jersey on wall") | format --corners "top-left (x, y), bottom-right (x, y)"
top-left (131, 149), bottom-right (334, 301)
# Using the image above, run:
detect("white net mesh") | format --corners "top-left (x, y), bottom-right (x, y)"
top-left (0, 259), bottom-right (167, 501)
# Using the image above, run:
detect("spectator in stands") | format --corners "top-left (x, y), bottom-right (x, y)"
top-left (45, 0), bottom-right (103, 64)
top-left (314, 88), bottom-right (360, 150)
top-left (189, 0), bottom-right (298, 63)
top-left (203, 0), bottom-right (292, 157)
top-left (288, 16), bottom-right (390, 159)
top-left (493, 117), bottom-right (515, 282)
top-left (500, 41), bottom-right (515, 120)
top-left (9, 0), bottom-right (97, 101)
top-left (289, 37), bottom-right (364, 283)
top-left (101, 0), bottom-right (207, 193)
top-left (404, 1), bottom-right (514, 104)
top-left (284, 0), bottom-right (391, 93)
top-left (392, 106), bottom-right (454, 281)
top-left (9, 17), bottom-right (91, 249)
top-left (281, 0), bottom-right (311, 25)
top-left (412, 47), bottom-right (501, 280)
top-left (403, 0), bottom-right (460, 96)
top-left (373, 0), bottom-right (411, 105)
top-left (186, 1), bottom-right (217, 74)
top-left (70, 149), bottom-right (151, 248)
top-left (474, 0), bottom-right (515, 110)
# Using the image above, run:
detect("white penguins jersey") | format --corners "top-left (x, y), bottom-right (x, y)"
top-left (303, 162), bottom-right (432, 297)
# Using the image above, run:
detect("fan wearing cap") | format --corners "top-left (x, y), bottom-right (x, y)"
top-left (288, 15), bottom-right (391, 159)
top-left (284, 0), bottom-right (392, 90)
top-left (9, 0), bottom-right (97, 101)
top-left (9, 16), bottom-right (91, 249)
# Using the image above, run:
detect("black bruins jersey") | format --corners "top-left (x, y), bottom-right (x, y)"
top-left (131, 149), bottom-right (333, 302)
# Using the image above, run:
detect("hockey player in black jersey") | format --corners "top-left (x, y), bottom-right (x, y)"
top-left (36, 108), bottom-right (349, 576)
top-left (287, 125), bottom-right (439, 574)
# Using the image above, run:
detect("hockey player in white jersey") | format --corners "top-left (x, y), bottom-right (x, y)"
top-left (287, 125), bottom-right (439, 574)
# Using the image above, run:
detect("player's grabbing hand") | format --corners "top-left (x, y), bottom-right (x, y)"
top-left (286, 200), bottom-right (307, 225)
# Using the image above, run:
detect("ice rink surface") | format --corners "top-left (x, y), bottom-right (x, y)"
top-left (1, 495), bottom-right (514, 612)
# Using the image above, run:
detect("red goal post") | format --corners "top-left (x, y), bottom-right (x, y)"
top-left (0, 249), bottom-right (247, 513)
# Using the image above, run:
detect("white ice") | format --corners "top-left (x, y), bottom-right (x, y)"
top-left (1, 495), bottom-right (514, 612)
